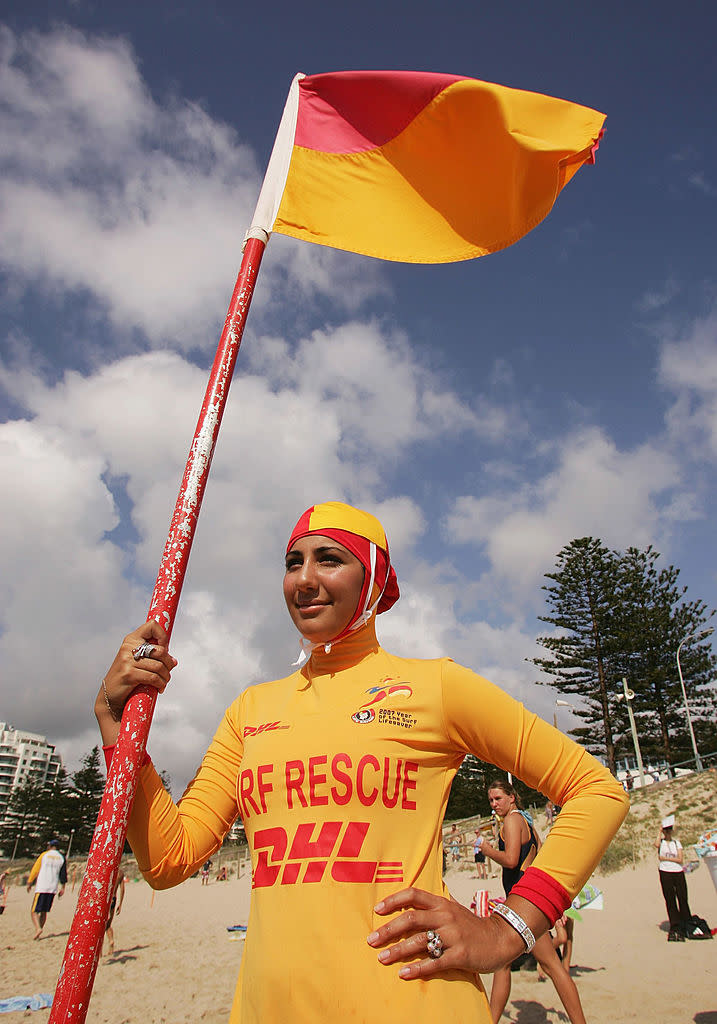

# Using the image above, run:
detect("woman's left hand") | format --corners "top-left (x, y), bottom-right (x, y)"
top-left (480, 837), bottom-right (497, 861)
top-left (367, 887), bottom-right (522, 979)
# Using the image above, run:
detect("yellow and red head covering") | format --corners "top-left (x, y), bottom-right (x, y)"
top-left (286, 501), bottom-right (400, 643)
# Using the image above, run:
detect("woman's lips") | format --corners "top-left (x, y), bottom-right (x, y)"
top-left (296, 602), bottom-right (328, 616)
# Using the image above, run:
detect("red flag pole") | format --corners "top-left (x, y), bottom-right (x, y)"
top-left (49, 233), bottom-right (268, 1024)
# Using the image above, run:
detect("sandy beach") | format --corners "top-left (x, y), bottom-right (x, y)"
top-left (1, 854), bottom-right (715, 1023)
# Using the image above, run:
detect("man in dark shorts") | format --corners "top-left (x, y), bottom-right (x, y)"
top-left (474, 828), bottom-right (488, 879)
top-left (27, 840), bottom-right (66, 940)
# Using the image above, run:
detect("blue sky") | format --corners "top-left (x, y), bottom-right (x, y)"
top-left (1, 2), bottom-right (715, 788)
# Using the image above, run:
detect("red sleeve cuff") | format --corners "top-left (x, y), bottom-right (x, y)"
top-left (102, 745), bottom-right (152, 772)
top-left (510, 867), bottom-right (571, 924)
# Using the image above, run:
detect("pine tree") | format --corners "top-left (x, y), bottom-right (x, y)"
top-left (533, 538), bottom-right (716, 774)
top-left (39, 766), bottom-right (74, 848)
top-left (531, 538), bottom-right (621, 774)
top-left (158, 769), bottom-right (173, 796)
top-left (446, 755), bottom-right (489, 819)
top-left (70, 747), bottom-right (106, 852)
top-left (615, 546), bottom-right (716, 765)
top-left (445, 755), bottom-right (545, 821)
top-left (0, 777), bottom-right (46, 857)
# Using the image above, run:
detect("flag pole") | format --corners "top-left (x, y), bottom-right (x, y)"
top-left (48, 233), bottom-right (268, 1024)
top-left (50, 72), bottom-right (301, 1022)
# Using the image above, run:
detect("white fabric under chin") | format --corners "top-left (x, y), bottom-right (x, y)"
top-left (291, 541), bottom-right (387, 668)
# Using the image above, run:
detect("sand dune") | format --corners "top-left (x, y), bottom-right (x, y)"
top-left (1, 855), bottom-right (715, 1022)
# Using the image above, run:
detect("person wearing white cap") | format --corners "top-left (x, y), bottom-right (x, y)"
top-left (656, 815), bottom-right (692, 941)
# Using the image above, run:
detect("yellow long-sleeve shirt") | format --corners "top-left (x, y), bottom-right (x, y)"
top-left (126, 622), bottom-right (628, 1023)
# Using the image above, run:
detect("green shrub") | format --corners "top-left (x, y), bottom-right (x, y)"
top-left (599, 834), bottom-right (635, 874)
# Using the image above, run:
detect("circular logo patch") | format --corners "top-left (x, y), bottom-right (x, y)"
top-left (351, 708), bottom-right (375, 724)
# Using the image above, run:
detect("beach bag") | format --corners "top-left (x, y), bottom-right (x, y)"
top-left (686, 914), bottom-right (713, 939)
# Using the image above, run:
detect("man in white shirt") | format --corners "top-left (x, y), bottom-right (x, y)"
top-left (27, 839), bottom-right (67, 940)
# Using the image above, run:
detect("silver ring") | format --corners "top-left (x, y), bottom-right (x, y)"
top-left (426, 929), bottom-right (444, 959)
top-left (132, 642), bottom-right (155, 661)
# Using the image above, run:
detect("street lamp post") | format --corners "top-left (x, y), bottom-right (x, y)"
top-left (675, 626), bottom-right (714, 774)
top-left (553, 699), bottom-right (575, 729)
top-left (616, 678), bottom-right (645, 790)
top-left (66, 829), bottom-right (76, 861)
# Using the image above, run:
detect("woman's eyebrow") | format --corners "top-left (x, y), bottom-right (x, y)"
top-left (285, 544), bottom-right (347, 564)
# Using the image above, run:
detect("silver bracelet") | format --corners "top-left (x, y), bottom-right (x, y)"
top-left (491, 902), bottom-right (536, 952)
top-left (101, 677), bottom-right (122, 723)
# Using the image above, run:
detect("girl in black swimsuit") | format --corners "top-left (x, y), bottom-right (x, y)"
top-left (499, 814), bottom-right (539, 895)
top-left (481, 779), bottom-right (587, 1024)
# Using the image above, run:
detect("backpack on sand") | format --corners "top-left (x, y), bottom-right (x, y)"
top-left (685, 914), bottom-right (713, 940)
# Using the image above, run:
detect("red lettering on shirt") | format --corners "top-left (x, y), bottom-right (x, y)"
top-left (243, 754), bottom-right (418, 816)
top-left (303, 860), bottom-right (329, 883)
top-left (252, 820), bottom-right (389, 888)
top-left (337, 821), bottom-right (370, 857)
top-left (243, 722), bottom-right (290, 737)
top-left (401, 760), bottom-right (418, 810)
top-left (308, 755), bottom-right (329, 806)
top-left (288, 821), bottom-right (342, 859)
top-left (357, 754), bottom-right (380, 806)
top-left (333, 821), bottom-right (374, 881)
top-left (281, 862), bottom-right (301, 885)
top-left (285, 760), bottom-right (308, 810)
top-left (256, 763), bottom-right (273, 814)
top-left (331, 859), bottom-right (376, 883)
top-left (382, 757), bottom-right (402, 808)
top-left (253, 826), bottom-right (287, 887)
top-left (239, 769), bottom-right (260, 818)
top-left (330, 753), bottom-right (353, 805)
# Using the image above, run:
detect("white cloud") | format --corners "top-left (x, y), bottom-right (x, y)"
top-left (0, 416), bottom-right (144, 740)
top-left (444, 426), bottom-right (680, 596)
top-left (636, 278), bottom-right (679, 314)
top-left (1, 21), bottom-right (714, 796)
top-left (0, 25), bottom-right (387, 350)
top-left (660, 310), bottom-right (717, 458)
top-left (687, 171), bottom-right (715, 196)
top-left (0, 313), bottom-right (509, 785)
top-left (377, 573), bottom-right (550, 713)
top-left (245, 319), bottom-right (510, 459)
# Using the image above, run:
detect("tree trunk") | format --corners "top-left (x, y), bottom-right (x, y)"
top-left (587, 576), bottom-right (616, 775)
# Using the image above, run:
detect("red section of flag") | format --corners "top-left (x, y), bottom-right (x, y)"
top-left (295, 71), bottom-right (465, 153)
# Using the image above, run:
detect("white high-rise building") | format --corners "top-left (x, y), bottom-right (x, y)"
top-left (0, 722), bottom-right (64, 824)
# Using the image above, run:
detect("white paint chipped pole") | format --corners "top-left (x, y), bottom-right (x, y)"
top-left (50, 82), bottom-right (307, 1017)
top-left (49, 234), bottom-right (268, 1023)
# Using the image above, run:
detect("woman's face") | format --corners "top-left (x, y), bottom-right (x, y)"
top-left (488, 787), bottom-right (515, 818)
top-left (284, 534), bottom-right (365, 644)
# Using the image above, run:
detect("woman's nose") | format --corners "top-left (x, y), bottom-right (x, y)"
top-left (295, 559), bottom-right (318, 589)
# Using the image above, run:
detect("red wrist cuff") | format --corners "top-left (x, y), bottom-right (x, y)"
top-left (102, 745), bottom-right (152, 772)
top-left (510, 867), bottom-right (571, 925)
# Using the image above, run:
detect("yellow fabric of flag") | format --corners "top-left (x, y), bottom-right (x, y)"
top-left (271, 71), bottom-right (605, 264)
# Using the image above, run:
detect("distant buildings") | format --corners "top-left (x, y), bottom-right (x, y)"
top-left (0, 721), bottom-right (64, 826)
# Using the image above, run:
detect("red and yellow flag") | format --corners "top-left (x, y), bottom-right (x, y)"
top-left (251, 71), bottom-right (605, 264)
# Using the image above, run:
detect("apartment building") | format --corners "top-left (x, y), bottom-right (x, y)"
top-left (0, 721), bottom-right (63, 824)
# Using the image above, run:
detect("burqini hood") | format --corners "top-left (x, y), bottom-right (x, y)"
top-left (286, 501), bottom-right (400, 664)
